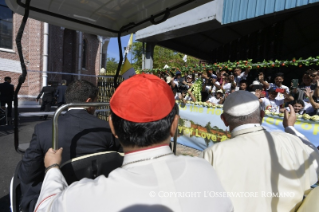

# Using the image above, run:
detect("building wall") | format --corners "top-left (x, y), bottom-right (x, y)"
top-left (47, 28), bottom-right (101, 86)
top-left (1, 12), bottom-right (103, 103)
top-left (47, 25), bottom-right (64, 84)
top-left (0, 14), bottom-right (43, 101)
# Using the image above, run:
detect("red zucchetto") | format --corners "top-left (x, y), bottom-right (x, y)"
top-left (110, 74), bottom-right (175, 122)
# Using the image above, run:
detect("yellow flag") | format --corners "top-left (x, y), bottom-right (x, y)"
top-left (125, 33), bottom-right (134, 54)
top-left (121, 58), bottom-right (136, 80)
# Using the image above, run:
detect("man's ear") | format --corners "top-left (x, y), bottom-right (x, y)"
top-left (220, 113), bottom-right (229, 127)
top-left (170, 115), bottom-right (179, 137)
top-left (108, 115), bottom-right (119, 139)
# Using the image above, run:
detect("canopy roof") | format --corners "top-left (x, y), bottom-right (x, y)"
top-left (6, 0), bottom-right (211, 37)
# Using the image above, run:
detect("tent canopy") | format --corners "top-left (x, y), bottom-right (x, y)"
top-left (6, 0), bottom-right (212, 37)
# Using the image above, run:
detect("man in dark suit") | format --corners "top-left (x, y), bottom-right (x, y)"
top-left (55, 79), bottom-right (67, 107)
top-left (0, 76), bottom-right (14, 124)
top-left (36, 82), bottom-right (56, 119)
top-left (18, 80), bottom-right (120, 212)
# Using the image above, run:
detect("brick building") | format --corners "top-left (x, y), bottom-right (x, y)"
top-left (0, 1), bottom-right (109, 104)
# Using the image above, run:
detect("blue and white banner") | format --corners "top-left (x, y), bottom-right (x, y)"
top-left (176, 103), bottom-right (319, 151)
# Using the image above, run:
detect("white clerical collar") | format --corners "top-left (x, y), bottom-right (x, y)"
top-left (232, 123), bottom-right (261, 133)
top-left (122, 145), bottom-right (173, 169)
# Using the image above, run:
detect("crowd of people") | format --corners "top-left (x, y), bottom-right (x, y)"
top-left (30, 74), bottom-right (319, 212)
top-left (162, 67), bottom-right (319, 116)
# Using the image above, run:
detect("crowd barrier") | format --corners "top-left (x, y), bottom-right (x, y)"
top-left (175, 102), bottom-right (319, 151)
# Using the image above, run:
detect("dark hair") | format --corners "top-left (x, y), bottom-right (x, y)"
top-left (111, 104), bottom-right (179, 147)
top-left (275, 72), bottom-right (284, 79)
top-left (306, 69), bottom-right (317, 75)
top-left (240, 80), bottom-right (247, 85)
top-left (65, 80), bottom-right (98, 103)
top-left (293, 99), bottom-right (304, 107)
top-left (4, 76), bottom-right (11, 81)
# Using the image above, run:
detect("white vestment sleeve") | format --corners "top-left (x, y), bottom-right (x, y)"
top-left (285, 126), bottom-right (319, 178)
top-left (285, 126), bottom-right (318, 150)
top-left (34, 168), bottom-right (68, 212)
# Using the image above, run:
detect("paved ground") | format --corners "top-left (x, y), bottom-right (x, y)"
top-left (0, 108), bottom-right (53, 212)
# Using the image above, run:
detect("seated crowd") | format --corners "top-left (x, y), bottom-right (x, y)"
top-left (161, 68), bottom-right (319, 115)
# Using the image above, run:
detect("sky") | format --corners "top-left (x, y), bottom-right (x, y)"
top-left (107, 34), bottom-right (136, 63)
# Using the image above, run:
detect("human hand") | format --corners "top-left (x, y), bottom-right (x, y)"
top-left (202, 74), bottom-right (208, 79)
top-left (36, 99), bottom-right (38, 102)
top-left (44, 148), bottom-right (63, 168)
top-left (211, 77), bottom-right (217, 84)
top-left (283, 105), bottom-right (296, 128)
top-left (229, 75), bottom-right (234, 82)
top-left (304, 87), bottom-right (312, 98)
top-left (255, 89), bottom-right (261, 98)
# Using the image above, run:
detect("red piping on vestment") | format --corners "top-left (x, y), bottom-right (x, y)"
top-left (34, 194), bottom-right (56, 212)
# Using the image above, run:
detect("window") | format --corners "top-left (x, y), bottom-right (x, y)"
top-left (0, 0), bottom-right (13, 49)
top-left (81, 39), bottom-right (87, 69)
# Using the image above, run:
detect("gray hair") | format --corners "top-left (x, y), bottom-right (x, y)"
top-left (223, 107), bottom-right (261, 127)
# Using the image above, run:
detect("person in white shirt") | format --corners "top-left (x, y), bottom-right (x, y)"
top-left (221, 73), bottom-right (235, 94)
top-left (34, 74), bottom-right (234, 212)
top-left (279, 99), bottom-right (305, 115)
top-left (233, 67), bottom-right (250, 88)
top-left (206, 89), bottom-right (224, 105)
top-left (185, 74), bottom-right (194, 88)
top-left (261, 72), bottom-right (289, 101)
top-left (201, 70), bottom-right (221, 101)
top-left (202, 90), bottom-right (319, 212)
top-left (256, 87), bottom-right (294, 113)
top-left (204, 76), bottom-right (221, 100)
top-left (177, 90), bottom-right (196, 103)
top-left (304, 87), bottom-right (319, 114)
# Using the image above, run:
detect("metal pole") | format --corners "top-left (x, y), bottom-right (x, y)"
top-left (14, 0), bottom-right (31, 154)
top-left (42, 22), bottom-right (49, 86)
top-left (114, 31), bottom-right (123, 88)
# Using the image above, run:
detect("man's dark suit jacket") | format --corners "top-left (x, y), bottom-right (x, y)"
top-left (0, 81), bottom-right (14, 102)
top-left (36, 86), bottom-right (55, 101)
top-left (18, 109), bottom-right (118, 212)
top-left (55, 85), bottom-right (67, 104)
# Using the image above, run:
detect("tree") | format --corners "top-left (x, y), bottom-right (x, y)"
top-left (131, 42), bottom-right (200, 70)
top-left (178, 118), bottom-right (185, 126)
top-left (205, 122), bottom-right (212, 132)
top-left (106, 57), bottom-right (119, 73)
